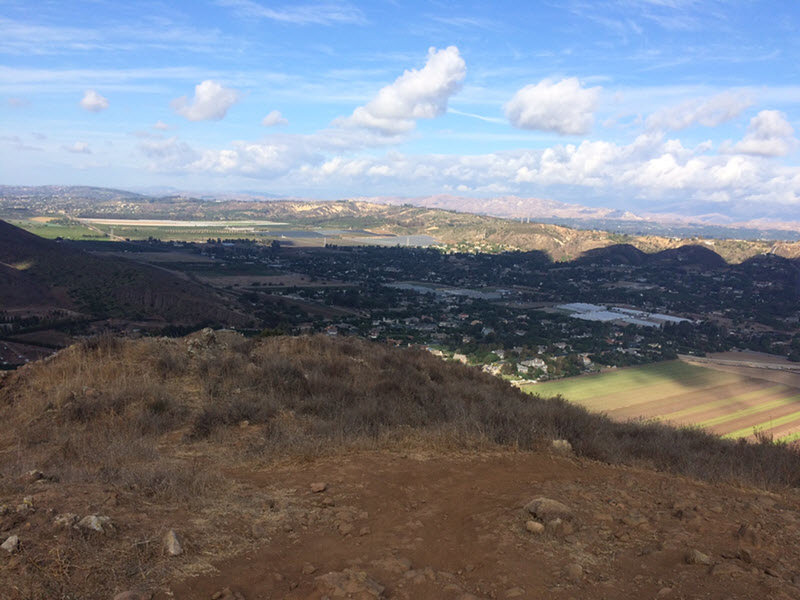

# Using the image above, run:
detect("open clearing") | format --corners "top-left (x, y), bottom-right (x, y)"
top-left (524, 360), bottom-right (800, 442)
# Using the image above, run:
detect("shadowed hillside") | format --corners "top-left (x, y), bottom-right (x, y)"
top-left (0, 220), bottom-right (248, 325)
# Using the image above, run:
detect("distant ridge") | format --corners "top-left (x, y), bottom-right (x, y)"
top-left (360, 194), bottom-right (800, 239)
top-left (3, 185), bottom-right (800, 263)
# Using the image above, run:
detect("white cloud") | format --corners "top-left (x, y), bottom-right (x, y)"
top-left (261, 110), bottom-right (288, 127)
top-left (63, 141), bottom-right (91, 154)
top-left (721, 110), bottom-right (797, 157)
top-left (171, 80), bottom-right (240, 121)
top-left (153, 120), bottom-right (171, 130)
top-left (216, 0), bottom-right (366, 25)
top-left (646, 90), bottom-right (754, 131)
top-left (505, 78), bottom-right (601, 135)
top-left (80, 89), bottom-right (108, 112)
top-left (133, 115), bottom-right (800, 214)
top-left (337, 46), bottom-right (466, 135)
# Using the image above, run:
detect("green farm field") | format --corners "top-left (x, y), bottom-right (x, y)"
top-left (524, 361), bottom-right (800, 442)
top-left (7, 218), bottom-right (108, 240)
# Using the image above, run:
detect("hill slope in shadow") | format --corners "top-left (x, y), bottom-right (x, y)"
top-left (0, 220), bottom-right (248, 325)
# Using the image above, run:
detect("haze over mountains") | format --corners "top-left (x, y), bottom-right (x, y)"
top-left (359, 194), bottom-right (800, 236)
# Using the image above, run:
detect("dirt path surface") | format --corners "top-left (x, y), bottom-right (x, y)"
top-left (156, 451), bottom-right (800, 600)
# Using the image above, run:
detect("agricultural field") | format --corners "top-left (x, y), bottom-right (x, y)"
top-left (525, 360), bottom-right (800, 442)
top-left (5, 218), bottom-right (108, 240)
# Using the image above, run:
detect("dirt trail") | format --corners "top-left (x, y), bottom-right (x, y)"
top-left (158, 451), bottom-right (800, 600)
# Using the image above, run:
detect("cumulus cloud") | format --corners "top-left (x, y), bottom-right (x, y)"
top-left (721, 110), bottom-right (797, 157)
top-left (337, 46), bottom-right (466, 135)
top-left (80, 89), bottom-right (108, 112)
top-left (261, 110), bottom-right (288, 127)
top-left (171, 80), bottom-right (240, 121)
top-left (153, 120), bottom-right (171, 130)
top-left (63, 141), bottom-right (91, 154)
top-left (646, 90), bottom-right (754, 131)
top-left (134, 115), bottom-right (800, 213)
top-left (505, 78), bottom-right (601, 135)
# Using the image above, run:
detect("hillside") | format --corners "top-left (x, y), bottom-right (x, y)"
top-left (3, 334), bottom-right (800, 598)
top-left (5, 186), bottom-right (800, 263)
top-left (0, 220), bottom-right (248, 325)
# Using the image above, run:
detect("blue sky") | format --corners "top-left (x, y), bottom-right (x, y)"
top-left (2, 0), bottom-right (800, 220)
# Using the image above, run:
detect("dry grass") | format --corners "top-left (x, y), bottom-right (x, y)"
top-left (4, 332), bottom-right (800, 598)
top-left (3, 332), bottom-right (800, 490)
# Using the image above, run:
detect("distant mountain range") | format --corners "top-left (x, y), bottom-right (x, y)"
top-left (356, 194), bottom-right (800, 240)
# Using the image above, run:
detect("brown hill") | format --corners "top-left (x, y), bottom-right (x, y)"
top-left (2, 334), bottom-right (800, 599)
top-left (0, 220), bottom-right (248, 325)
top-left (5, 184), bottom-right (799, 263)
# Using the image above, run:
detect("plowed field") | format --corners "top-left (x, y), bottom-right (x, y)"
top-left (525, 361), bottom-right (800, 441)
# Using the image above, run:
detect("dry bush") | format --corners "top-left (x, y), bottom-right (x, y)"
top-left (3, 332), bottom-right (800, 491)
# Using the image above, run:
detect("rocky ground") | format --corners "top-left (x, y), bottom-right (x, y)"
top-left (5, 447), bottom-right (798, 599)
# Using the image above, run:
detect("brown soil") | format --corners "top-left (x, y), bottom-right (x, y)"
top-left (155, 450), bottom-right (800, 600)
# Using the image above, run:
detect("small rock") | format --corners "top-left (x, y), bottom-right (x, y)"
top-left (359, 526), bottom-right (371, 536)
top-left (738, 548), bottom-right (754, 564)
top-left (505, 587), bottom-right (525, 598)
top-left (524, 497), bottom-right (573, 522)
top-left (338, 522), bottom-right (354, 536)
top-left (656, 588), bottom-right (673, 598)
top-left (163, 529), bottom-right (182, 556)
top-left (310, 482), bottom-right (327, 493)
top-left (564, 563), bottom-right (583, 583)
top-left (302, 563), bottom-right (317, 574)
top-left (684, 549), bottom-right (711, 565)
top-left (0, 505), bottom-right (8, 516)
top-left (1, 535), bottom-right (19, 553)
top-left (322, 497), bottom-right (336, 507)
top-left (525, 520), bottom-right (545, 534)
top-left (78, 514), bottom-right (113, 534)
